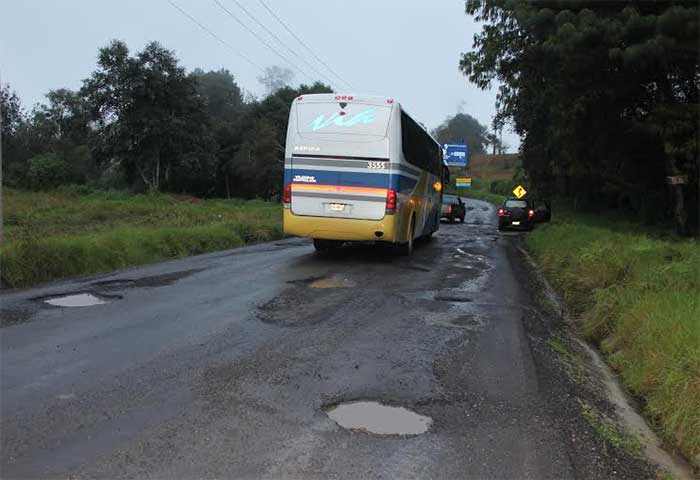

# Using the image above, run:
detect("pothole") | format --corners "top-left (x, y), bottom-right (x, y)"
top-left (43, 293), bottom-right (116, 307)
top-left (309, 277), bottom-right (356, 289)
top-left (434, 295), bottom-right (472, 303)
top-left (325, 401), bottom-right (431, 435)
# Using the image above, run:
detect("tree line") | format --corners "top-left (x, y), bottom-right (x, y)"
top-left (1, 38), bottom-right (509, 202)
top-left (461, 1), bottom-right (699, 235)
top-left (1, 40), bottom-right (330, 199)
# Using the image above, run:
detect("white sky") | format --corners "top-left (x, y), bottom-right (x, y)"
top-left (0, 0), bottom-right (519, 150)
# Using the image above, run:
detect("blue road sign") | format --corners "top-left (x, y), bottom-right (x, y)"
top-left (443, 144), bottom-right (469, 167)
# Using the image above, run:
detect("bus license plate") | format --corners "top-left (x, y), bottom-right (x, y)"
top-left (329, 203), bottom-right (346, 212)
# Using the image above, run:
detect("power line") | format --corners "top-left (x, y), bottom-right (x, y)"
top-left (167, 0), bottom-right (264, 73)
top-left (226, 0), bottom-right (340, 89)
top-left (256, 0), bottom-right (354, 91)
top-left (212, 0), bottom-right (315, 84)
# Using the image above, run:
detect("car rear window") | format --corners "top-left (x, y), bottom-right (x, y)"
top-left (505, 200), bottom-right (528, 208)
top-left (442, 195), bottom-right (457, 204)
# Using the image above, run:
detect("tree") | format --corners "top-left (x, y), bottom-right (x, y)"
top-left (226, 81), bottom-right (332, 199)
top-left (81, 40), bottom-right (216, 193)
top-left (191, 68), bottom-right (244, 125)
top-left (191, 68), bottom-right (249, 197)
top-left (1, 84), bottom-right (30, 186)
top-left (460, 1), bottom-right (699, 235)
top-left (257, 66), bottom-right (294, 95)
top-left (433, 113), bottom-right (489, 154)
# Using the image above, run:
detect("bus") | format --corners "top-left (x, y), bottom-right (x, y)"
top-left (282, 94), bottom-right (447, 255)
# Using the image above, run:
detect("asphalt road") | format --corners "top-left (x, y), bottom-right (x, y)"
top-left (1, 198), bottom-right (653, 479)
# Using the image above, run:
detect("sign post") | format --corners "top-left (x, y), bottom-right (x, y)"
top-left (444, 144), bottom-right (470, 191)
top-left (512, 185), bottom-right (527, 199)
top-left (456, 177), bottom-right (472, 188)
top-left (443, 144), bottom-right (469, 168)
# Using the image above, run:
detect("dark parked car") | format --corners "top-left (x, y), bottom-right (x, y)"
top-left (498, 197), bottom-right (536, 230)
top-left (441, 194), bottom-right (466, 223)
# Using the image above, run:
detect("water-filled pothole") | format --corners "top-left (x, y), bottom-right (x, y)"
top-left (325, 401), bottom-right (431, 435)
top-left (44, 293), bottom-right (114, 307)
top-left (309, 277), bottom-right (356, 289)
top-left (433, 295), bottom-right (472, 303)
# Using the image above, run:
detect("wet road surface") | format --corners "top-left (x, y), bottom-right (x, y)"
top-left (0, 199), bottom-right (653, 479)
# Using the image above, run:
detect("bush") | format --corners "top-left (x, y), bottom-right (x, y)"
top-left (27, 153), bottom-right (66, 190)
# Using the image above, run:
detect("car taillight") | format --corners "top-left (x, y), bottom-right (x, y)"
top-left (385, 189), bottom-right (397, 213)
top-left (528, 209), bottom-right (535, 219)
top-left (447, 205), bottom-right (452, 214)
top-left (498, 208), bottom-right (506, 217)
top-left (283, 184), bottom-right (292, 207)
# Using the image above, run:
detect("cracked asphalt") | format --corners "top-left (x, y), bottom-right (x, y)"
top-left (0, 199), bottom-right (654, 479)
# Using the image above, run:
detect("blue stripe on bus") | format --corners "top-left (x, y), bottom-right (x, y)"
top-left (287, 169), bottom-right (391, 189)
top-left (285, 168), bottom-right (419, 192)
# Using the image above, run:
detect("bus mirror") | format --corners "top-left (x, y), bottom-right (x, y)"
top-left (442, 166), bottom-right (451, 183)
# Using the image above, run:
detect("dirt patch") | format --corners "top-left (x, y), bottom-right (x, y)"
top-left (257, 283), bottom-right (351, 328)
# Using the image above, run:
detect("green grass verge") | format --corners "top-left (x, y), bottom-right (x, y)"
top-left (445, 179), bottom-right (506, 205)
top-left (580, 401), bottom-right (643, 456)
top-left (528, 209), bottom-right (700, 467)
top-left (1, 188), bottom-right (283, 288)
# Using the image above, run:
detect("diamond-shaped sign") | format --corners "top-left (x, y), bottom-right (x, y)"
top-left (513, 185), bottom-right (527, 199)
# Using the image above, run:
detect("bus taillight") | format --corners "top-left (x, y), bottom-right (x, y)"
top-left (283, 184), bottom-right (292, 207)
top-left (385, 189), bottom-right (397, 214)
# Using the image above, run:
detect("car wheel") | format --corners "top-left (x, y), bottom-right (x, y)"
top-left (460, 215), bottom-right (465, 223)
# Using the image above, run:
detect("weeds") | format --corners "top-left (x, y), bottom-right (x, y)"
top-left (1, 189), bottom-right (283, 288)
top-left (580, 401), bottom-right (643, 456)
top-left (547, 335), bottom-right (586, 384)
top-left (529, 210), bottom-right (700, 467)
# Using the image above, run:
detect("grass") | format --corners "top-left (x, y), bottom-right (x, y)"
top-left (1, 188), bottom-right (283, 288)
top-left (528, 208), bottom-right (700, 468)
top-left (445, 178), bottom-right (506, 205)
top-left (580, 401), bottom-right (643, 456)
top-left (547, 334), bottom-right (587, 384)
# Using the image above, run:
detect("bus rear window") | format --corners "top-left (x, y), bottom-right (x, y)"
top-left (296, 103), bottom-right (391, 136)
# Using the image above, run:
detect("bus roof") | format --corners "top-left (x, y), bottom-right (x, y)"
top-left (295, 93), bottom-right (399, 106)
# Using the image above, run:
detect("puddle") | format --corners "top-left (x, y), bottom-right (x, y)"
top-left (434, 295), bottom-right (472, 303)
top-left (325, 401), bottom-right (431, 435)
top-left (309, 277), bottom-right (356, 289)
top-left (44, 293), bottom-right (112, 307)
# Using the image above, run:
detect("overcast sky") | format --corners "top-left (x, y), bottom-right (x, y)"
top-left (0, 0), bottom-right (519, 150)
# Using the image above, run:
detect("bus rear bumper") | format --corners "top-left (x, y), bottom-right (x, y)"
top-left (283, 209), bottom-right (398, 242)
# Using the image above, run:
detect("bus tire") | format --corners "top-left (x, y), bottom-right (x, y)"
top-left (397, 217), bottom-right (415, 256)
top-left (313, 239), bottom-right (337, 252)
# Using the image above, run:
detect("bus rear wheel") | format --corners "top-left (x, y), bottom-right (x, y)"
top-left (396, 218), bottom-right (415, 256)
top-left (313, 239), bottom-right (339, 252)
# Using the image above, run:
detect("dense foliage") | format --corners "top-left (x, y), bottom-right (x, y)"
top-left (1, 40), bottom-right (331, 199)
top-left (432, 112), bottom-right (491, 154)
top-left (461, 0), bottom-right (699, 235)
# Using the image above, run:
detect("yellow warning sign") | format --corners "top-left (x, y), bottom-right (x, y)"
top-left (512, 185), bottom-right (527, 199)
